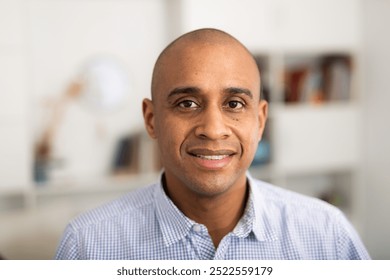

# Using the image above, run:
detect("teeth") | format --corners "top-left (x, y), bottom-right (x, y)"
top-left (196, 155), bottom-right (228, 160)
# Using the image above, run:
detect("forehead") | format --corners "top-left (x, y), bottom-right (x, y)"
top-left (154, 41), bottom-right (260, 98)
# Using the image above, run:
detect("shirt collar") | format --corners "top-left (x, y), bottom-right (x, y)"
top-left (154, 174), bottom-right (195, 247)
top-left (154, 172), bottom-right (278, 247)
top-left (243, 172), bottom-right (279, 242)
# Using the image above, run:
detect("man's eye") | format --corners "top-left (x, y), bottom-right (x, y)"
top-left (178, 100), bottom-right (198, 108)
top-left (227, 100), bottom-right (244, 109)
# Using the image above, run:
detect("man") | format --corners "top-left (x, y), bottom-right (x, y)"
top-left (55, 28), bottom-right (370, 259)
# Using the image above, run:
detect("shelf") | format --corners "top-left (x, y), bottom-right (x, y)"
top-left (0, 188), bottom-right (27, 196)
top-left (33, 172), bottom-right (159, 197)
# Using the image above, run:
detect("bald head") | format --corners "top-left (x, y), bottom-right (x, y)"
top-left (151, 28), bottom-right (260, 99)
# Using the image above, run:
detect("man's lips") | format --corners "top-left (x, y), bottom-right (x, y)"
top-left (187, 148), bottom-right (236, 158)
top-left (187, 148), bottom-right (236, 169)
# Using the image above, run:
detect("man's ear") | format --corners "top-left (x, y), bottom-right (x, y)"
top-left (142, 98), bottom-right (157, 139)
top-left (257, 100), bottom-right (268, 141)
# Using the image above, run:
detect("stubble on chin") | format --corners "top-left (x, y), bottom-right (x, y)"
top-left (178, 169), bottom-right (246, 198)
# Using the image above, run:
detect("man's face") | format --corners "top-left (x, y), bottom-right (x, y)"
top-left (144, 42), bottom-right (267, 197)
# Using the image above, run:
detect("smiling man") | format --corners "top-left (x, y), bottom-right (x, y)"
top-left (56, 28), bottom-right (370, 259)
top-left (142, 28), bottom-right (267, 248)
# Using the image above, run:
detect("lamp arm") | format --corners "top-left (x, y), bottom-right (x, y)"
top-left (35, 81), bottom-right (83, 160)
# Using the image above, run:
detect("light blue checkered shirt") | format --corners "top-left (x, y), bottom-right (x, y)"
top-left (55, 173), bottom-right (370, 260)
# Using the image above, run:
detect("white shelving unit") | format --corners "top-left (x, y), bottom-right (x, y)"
top-left (248, 50), bottom-right (364, 230)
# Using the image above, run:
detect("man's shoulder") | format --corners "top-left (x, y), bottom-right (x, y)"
top-left (251, 177), bottom-right (343, 218)
top-left (250, 177), bottom-right (370, 260)
top-left (69, 182), bottom-right (158, 230)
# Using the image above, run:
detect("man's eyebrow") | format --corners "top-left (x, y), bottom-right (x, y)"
top-left (225, 87), bottom-right (253, 99)
top-left (167, 86), bottom-right (253, 99)
top-left (168, 86), bottom-right (201, 98)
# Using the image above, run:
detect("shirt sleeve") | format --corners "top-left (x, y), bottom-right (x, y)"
top-left (335, 211), bottom-right (371, 260)
top-left (55, 224), bottom-right (80, 260)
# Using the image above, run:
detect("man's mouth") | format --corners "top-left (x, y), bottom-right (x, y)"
top-left (187, 149), bottom-right (235, 169)
top-left (193, 154), bottom-right (230, 160)
top-left (188, 148), bottom-right (235, 158)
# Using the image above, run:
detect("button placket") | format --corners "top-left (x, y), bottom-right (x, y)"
top-left (190, 224), bottom-right (216, 259)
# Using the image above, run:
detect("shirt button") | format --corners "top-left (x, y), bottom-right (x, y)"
top-left (193, 224), bottom-right (202, 233)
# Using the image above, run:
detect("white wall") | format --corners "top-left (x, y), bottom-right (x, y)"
top-left (362, 0), bottom-right (390, 260)
top-left (29, 0), bottom-right (168, 181)
top-left (0, 0), bottom-right (169, 259)
top-left (0, 0), bottom-right (31, 190)
top-left (180, 0), bottom-right (360, 51)
top-left (0, 0), bottom-right (168, 184)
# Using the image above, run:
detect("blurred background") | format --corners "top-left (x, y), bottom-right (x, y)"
top-left (0, 0), bottom-right (389, 260)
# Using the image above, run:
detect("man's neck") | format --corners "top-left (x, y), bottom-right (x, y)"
top-left (163, 175), bottom-right (249, 248)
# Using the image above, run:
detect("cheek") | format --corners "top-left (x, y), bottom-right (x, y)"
top-left (246, 131), bottom-right (260, 152)
top-left (155, 116), bottom-right (186, 152)
top-left (235, 117), bottom-right (261, 153)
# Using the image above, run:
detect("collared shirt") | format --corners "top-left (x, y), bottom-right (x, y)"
top-left (55, 174), bottom-right (370, 259)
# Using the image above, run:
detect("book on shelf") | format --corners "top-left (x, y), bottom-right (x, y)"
top-left (284, 67), bottom-right (309, 103)
top-left (111, 132), bottom-right (161, 176)
top-left (283, 54), bottom-right (352, 104)
top-left (321, 55), bottom-right (352, 102)
top-left (112, 134), bottom-right (140, 175)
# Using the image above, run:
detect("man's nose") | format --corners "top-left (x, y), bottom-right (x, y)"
top-left (194, 106), bottom-right (232, 140)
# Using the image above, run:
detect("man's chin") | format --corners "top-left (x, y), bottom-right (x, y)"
top-left (183, 173), bottom-right (245, 198)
